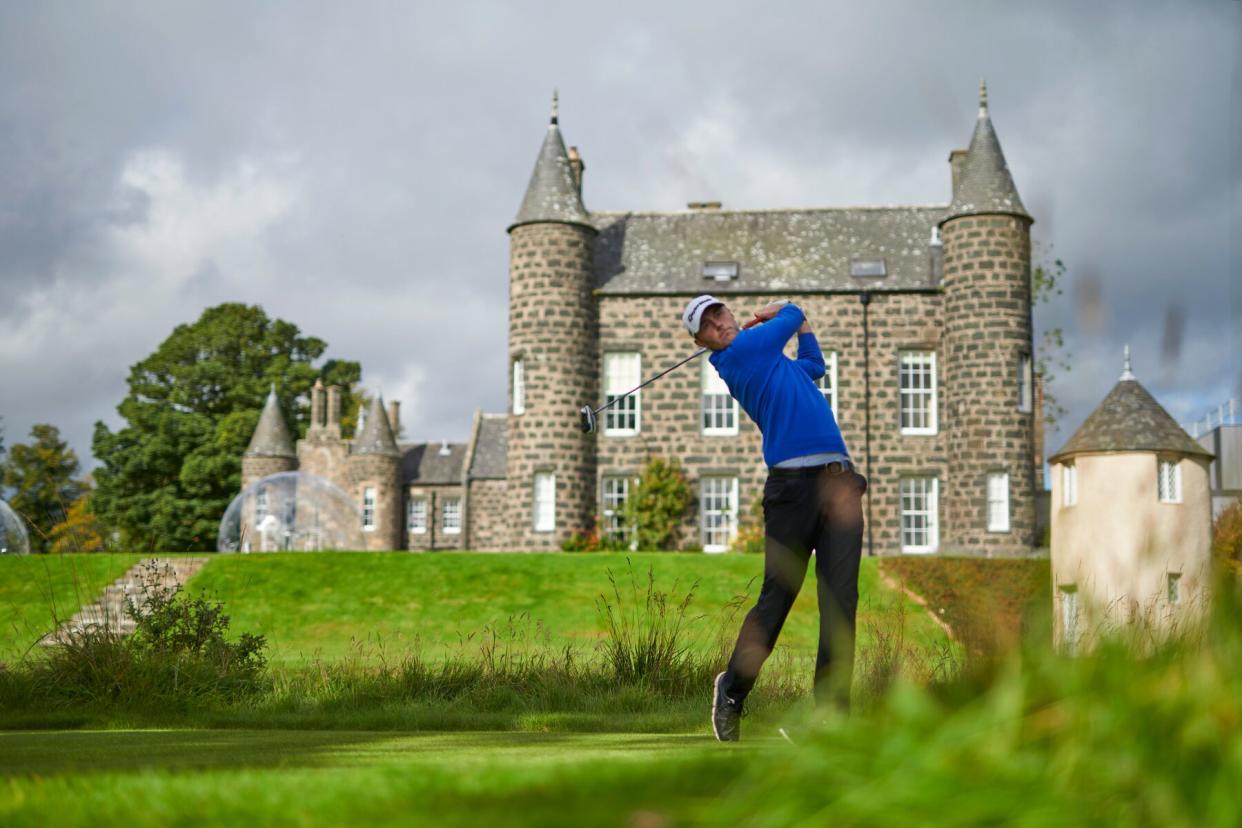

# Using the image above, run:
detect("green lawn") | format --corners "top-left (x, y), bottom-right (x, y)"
top-left (0, 554), bottom-right (143, 662)
top-left (0, 729), bottom-right (750, 827)
top-left (183, 552), bottom-right (951, 665)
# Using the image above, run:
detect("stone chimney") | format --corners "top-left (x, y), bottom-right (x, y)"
top-left (949, 148), bottom-right (968, 195)
top-left (310, 379), bottom-right (325, 432)
top-left (387, 400), bottom-right (401, 438)
top-left (326, 385), bottom-right (342, 437)
top-left (567, 146), bottom-right (584, 197)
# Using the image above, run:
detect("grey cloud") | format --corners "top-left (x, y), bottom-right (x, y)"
top-left (0, 0), bottom-right (1238, 470)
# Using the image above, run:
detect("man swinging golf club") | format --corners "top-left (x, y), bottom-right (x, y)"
top-left (682, 294), bottom-right (866, 742)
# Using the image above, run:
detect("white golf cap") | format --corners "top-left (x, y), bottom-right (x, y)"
top-left (682, 294), bottom-right (723, 335)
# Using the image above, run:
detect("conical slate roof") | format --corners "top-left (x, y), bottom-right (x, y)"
top-left (353, 394), bottom-right (400, 457)
top-left (943, 82), bottom-right (1030, 223)
top-left (508, 92), bottom-right (592, 232)
top-left (1050, 356), bottom-right (1213, 464)
top-left (245, 386), bottom-right (296, 458)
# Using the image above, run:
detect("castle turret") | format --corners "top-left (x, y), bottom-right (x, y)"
top-left (242, 386), bottom-right (298, 489)
top-left (349, 394), bottom-right (403, 550)
top-left (505, 92), bottom-right (598, 550)
top-left (939, 81), bottom-right (1036, 554)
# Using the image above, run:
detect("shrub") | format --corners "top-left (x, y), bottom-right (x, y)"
top-left (1212, 500), bottom-right (1242, 575)
top-left (3, 560), bottom-right (266, 708)
top-left (620, 457), bottom-right (693, 551)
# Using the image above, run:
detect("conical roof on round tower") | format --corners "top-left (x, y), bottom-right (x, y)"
top-left (508, 91), bottom-right (593, 233)
top-left (942, 81), bottom-right (1030, 224)
top-left (353, 394), bottom-right (400, 457)
top-left (245, 386), bottom-right (296, 459)
top-left (1049, 348), bottom-right (1213, 464)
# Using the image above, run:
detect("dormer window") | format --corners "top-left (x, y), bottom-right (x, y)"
top-left (850, 258), bottom-right (887, 278)
top-left (702, 261), bottom-right (739, 281)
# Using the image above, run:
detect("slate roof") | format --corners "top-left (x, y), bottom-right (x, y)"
top-left (591, 205), bottom-right (946, 295)
top-left (353, 395), bottom-right (401, 457)
top-left (401, 442), bottom-right (468, 485)
top-left (468, 414), bottom-right (507, 479)
top-left (943, 82), bottom-right (1029, 223)
top-left (245, 387), bottom-right (296, 458)
top-left (1050, 379), bottom-right (1214, 464)
top-left (509, 94), bottom-right (592, 232)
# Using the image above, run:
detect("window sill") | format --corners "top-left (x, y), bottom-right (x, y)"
top-left (901, 546), bottom-right (938, 555)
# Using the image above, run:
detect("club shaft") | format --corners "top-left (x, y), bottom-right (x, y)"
top-left (592, 348), bottom-right (708, 415)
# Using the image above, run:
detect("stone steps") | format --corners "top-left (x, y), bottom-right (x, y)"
top-left (41, 557), bottom-right (210, 645)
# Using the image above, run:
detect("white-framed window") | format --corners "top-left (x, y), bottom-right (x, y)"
top-left (512, 359), bottom-right (525, 415)
top-left (986, 472), bottom-right (1010, 532)
top-left (701, 360), bottom-right (738, 435)
top-left (1062, 463), bottom-right (1078, 507)
top-left (900, 477), bottom-right (939, 553)
top-left (407, 498), bottom-right (427, 534)
top-left (1158, 459), bottom-right (1182, 503)
top-left (604, 352), bottom-right (641, 435)
top-left (1018, 352), bottom-right (1033, 413)
top-left (533, 472), bottom-right (556, 532)
top-left (362, 487), bottom-right (376, 531)
top-left (816, 351), bottom-right (839, 412)
top-left (442, 497), bottom-right (461, 535)
top-left (700, 476), bottom-right (738, 553)
top-left (602, 476), bottom-right (631, 543)
top-left (255, 487), bottom-right (267, 523)
top-left (1059, 585), bottom-right (1079, 655)
top-left (1167, 572), bottom-right (1182, 605)
top-left (899, 351), bottom-right (937, 435)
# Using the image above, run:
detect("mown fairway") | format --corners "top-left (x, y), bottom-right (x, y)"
top-left (0, 729), bottom-right (754, 828)
top-left (183, 552), bottom-right (951, 665)
top-left (0, 553), bottom-right (143, 662)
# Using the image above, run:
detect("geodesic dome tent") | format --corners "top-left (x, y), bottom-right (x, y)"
top-left (218, 471), bottom-right (365, 552)
top-left (0, 499), bottom-right (31, 555)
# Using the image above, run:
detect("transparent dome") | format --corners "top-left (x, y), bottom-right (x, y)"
top-left (0, 499), bottom-right (31, 555)
top-left (218, 471), bottom-right (365, 552)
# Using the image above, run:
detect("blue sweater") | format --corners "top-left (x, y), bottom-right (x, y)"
top-left (708, 303), bottom-right (848, 467)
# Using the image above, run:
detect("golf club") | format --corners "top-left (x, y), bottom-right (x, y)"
top-left (580, 348), bottom-right (708, 433)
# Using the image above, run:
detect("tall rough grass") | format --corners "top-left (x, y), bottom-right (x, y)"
top-left (715, 567), bottom-right (1242, 828)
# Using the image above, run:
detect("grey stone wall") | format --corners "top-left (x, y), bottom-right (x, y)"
top-left (941, 214), bottom-right (1036, 555)
top-left (465, 479), bottom-right (509, 550)
top-left (347, 454), bottom-right (402, 551)
top-left (241, 456), bottom-right (296, 490)
top-left (597, 292), bottom-right (957, 554)
top-left (505, 222), bottom-right (599, 550)
top-left (406, 484), bottom-right (465, 551)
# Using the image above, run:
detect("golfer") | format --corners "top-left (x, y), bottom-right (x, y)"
top-left (682, 295), bottom-right (866, 742)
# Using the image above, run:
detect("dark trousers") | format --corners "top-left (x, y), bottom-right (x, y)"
top-left (722, 465), bottom-right (866, 709)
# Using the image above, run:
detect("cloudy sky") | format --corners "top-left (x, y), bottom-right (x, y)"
top-left (1, 1), bottom-right (1239, 476)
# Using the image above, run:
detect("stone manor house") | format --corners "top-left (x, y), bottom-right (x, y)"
top-left (243, 83), bottom-right (1042, 556)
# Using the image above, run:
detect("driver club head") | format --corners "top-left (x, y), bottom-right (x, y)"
top-left (579, 405), bottom-right (597, 433)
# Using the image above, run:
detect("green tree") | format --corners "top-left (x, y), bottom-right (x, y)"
top-left (1032, 247), bottom-right (1071, 428)
top-left (1, 423), bottom-right (85, 553)
top-left (620, 457), bottom-right (693, 551)
top-left (92, 303), bottom-right (361, 552)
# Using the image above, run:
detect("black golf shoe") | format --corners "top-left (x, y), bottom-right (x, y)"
top-left (711, 671), bottom-right (743, 742)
